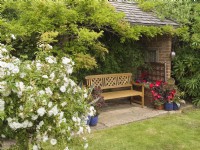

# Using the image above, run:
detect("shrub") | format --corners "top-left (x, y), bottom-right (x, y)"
top-left (0, 43), bottom-right (92, 149)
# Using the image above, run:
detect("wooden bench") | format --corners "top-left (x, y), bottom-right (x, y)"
top-left (85, 73), bottom-right (144, 107)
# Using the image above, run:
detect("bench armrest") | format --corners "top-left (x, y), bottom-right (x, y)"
top-left (131, 82), bottom-right (144, 94)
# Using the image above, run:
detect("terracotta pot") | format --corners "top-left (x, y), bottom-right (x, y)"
top-left (154, 104), bottom-right (164, 110)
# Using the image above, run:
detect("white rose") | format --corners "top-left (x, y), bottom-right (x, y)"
top-left (16, 82), bottom-right (25, 91)
top-left (22, 120), bottom-right (29, 128)
top-left (26, 64), bottom-right (31, 70)
top-left (33, 145), bottom-right (38, 150)
top-left (7, 117), bottom-right (12, 123)
top-left (48, 101), bottom-right (53, 108)
top-left (64, 146), bottom-right (69, 150)
top-left (37, 107), bottom-right (46, 117)
top-left (77, 126), bottom-right (84, 135)
top-left (62, 57), bottom-right (71, 65)
top-left (66, 66), bottom-right (73, 74)
top-left (50, 138), bottom-right (57, 145)
top-left (72, 116), bottom-right (77, 122)
top-left (60, 86), bottom-right (66, 93)
top-left (0, 99), bottom-right (5, 111)
top-left (12, 66), bottom-right (19, 74)
top-left (45, 87), bottom-right (53, 96)
top-left (50, 72), bottom-right (55, 80)
top-left (84, 143), bottom-right (88, 149)
top-left (27, 122), bottom-right (33, 127)
top-left (38, 90), bottom-right (45, 95)
top-left (48, 105), bottom-right (58, 116)
top-left (45, 56), bottom-right (56, 64)
top-left (84, 93), bottom-right (88, 98)
top-left (43, 135), bottom-right (48, 142)
top-left (36, 62), bottom-right (42, 70)
top-left (11, 34), bottom-right (16, 40)
top-left (59, 111), bottom-right (64, 120)
top-left (86, 126), bottom-right (91, 133)
top-left (9, 122), bottom-right (22, 130)
top-left (19, 105), bottom-right (23, 111)
top-left (61, 102), bottom-right (67, 107)
top-left (20, 72), bottom-right (26, 78)
top-left (1, 47), bottom-right (7, 52)
top-left (39, 121), bottom-right (44, 127)
top-left (42, 75), bottom-right (48, 79)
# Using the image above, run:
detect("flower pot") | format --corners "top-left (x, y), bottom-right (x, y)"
top-left (173, 102), bottom-right (180, 110)
top-left (86, 116), bottom-right (91, 125)
top-left (164, 102), bottom-right (173, 111)
top-left (89, 115), bottom-right (98, 126)
top-left (154, 104), bottom-right (164, 110)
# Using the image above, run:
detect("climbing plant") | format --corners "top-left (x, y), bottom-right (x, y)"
top-left (0, 0), bottom-right (179, 78)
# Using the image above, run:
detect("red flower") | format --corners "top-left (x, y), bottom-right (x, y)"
top-left (149, 80), bottom-right (176, 104)
top-left (155, 81), bottom-right (162, 87)
top-left (150, 83), bottom-right (154, 89)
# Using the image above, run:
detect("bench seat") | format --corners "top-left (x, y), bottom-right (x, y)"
top-left (102, 90), bottom-right (143, 100)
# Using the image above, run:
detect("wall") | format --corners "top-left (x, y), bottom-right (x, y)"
top-left (142, 35), bottom-right (172, 80)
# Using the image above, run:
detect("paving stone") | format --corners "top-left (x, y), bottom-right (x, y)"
top-left (90, 101), bottom-right (193, 132)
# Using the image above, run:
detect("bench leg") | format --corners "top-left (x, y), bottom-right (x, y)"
top-left (141, 96), bottom-right (144, 108)
top-left (130, 97), bottom-right (133, 104)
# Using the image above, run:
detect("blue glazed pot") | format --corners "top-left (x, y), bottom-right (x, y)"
top-left (173, 102), bottom-right (180, 110)
top-left (89, 115), bottom-right (98, 126)
top-left (86, 116), bottom-right (91, 125)
top-left (164, 102), bottom-right (173, 111)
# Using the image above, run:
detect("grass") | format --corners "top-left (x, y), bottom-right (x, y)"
top-left (82, 109), bottom-right (200, 150)
top-left (43, 109), bottom-right (200, 150)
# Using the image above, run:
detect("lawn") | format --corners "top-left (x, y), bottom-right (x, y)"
top-left (83, 109), bottom-right (200, 150)
top-left (43, 109), bottom-right (200, 150)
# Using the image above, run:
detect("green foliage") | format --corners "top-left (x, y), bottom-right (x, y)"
top-left (173, 47), bottom-right (200, 104)
top-left (0, 0), bottom-right (178, 77)
top-left (89, 33), bottom-right (145, 75)
top-left (0, 0), bottom-right (121, 69)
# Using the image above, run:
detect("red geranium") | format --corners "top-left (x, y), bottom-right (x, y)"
top-left (149, 81), bottom-right (176, 105)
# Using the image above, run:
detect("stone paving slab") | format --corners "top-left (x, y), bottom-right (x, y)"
top-left (91, 102), bottom-right (193, 131)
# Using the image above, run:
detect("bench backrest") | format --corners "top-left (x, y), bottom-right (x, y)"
top-left (85, 73), bottom-right (132, 90)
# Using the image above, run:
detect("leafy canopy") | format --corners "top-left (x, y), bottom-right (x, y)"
top-left (0, 0), bottom-right (177, 73)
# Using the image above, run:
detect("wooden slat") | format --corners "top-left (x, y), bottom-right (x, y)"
top-left (85, 73), bottom-right (132, 89)
top-left (102, 90), bottom-right (143, 100)
top-left (101, 84), bottom-right (132, 90)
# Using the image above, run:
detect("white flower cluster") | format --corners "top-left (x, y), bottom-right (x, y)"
top-left (88, 106), bottom-right (96, 116)
top-left (0, 99), bottom-right (5, 111)
top-left (38, 43), bottom-right (53, 50)
top-left (0, 43), bottom-right (90, 150)
top-left (7, 118), bottom-right (33, 130)
top-left (0, 44), bottom-right (20, 79)
top-left (62, 57), bottom-right (74, 74)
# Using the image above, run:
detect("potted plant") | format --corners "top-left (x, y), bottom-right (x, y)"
top-left (88, 86), bottom-right (105, 126)
top-left (171, 85), bottom-right (185, 110)
top-left (149, 81), bottom-right (176, 111)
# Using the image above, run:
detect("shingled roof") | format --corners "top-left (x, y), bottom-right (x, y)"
top-left (109, 1), bottom-right (179, 27)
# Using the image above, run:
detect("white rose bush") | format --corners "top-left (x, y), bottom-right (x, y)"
top-left (0, 43), bottom-right (93, 149)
